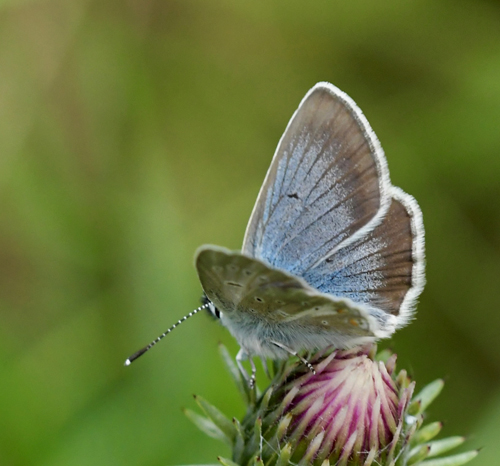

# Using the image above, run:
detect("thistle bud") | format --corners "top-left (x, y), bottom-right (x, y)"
top-left (186, 345), bottom-right (478, 466)
top-left (268, 345), bottom-right (407, 465)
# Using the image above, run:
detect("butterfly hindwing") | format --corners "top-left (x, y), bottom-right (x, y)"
top-left (195, 246), bottom-right (378, 353)
top-left (300, 188), bottom-right (425, 328)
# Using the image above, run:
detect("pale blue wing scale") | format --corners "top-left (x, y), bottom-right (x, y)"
top-left (242, 82), bottom-right (392, 275)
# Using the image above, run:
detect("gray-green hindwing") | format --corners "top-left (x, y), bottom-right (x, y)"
top-left (197, 246), bottom-right (384, 359)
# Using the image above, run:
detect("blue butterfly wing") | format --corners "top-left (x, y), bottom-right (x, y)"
top-left (242, 82), bottom-right (425, 326)
top-left (243, 82), bottom-right (392, 274)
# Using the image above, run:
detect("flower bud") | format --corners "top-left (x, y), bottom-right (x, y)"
top-left (187, 344), bottom-right (479, 466)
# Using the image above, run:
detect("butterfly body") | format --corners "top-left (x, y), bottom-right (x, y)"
top-left (195, 82), bottom-right (425, 364)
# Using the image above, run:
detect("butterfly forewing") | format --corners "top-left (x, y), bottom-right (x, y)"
top-left (243, 83), bottom-right (391, 276)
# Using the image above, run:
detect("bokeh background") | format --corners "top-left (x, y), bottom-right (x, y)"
top-left (1, 1), bottom-right (500, 465)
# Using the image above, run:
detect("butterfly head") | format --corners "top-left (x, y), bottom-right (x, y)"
top-left (202, 293), bottom-right (222, 320)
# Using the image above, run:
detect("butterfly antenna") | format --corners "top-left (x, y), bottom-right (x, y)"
top-left (124, 302), bottom-right (210, 366)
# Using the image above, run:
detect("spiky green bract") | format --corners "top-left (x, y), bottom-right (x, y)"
top-left (186, 344), bottom-right (478, 466)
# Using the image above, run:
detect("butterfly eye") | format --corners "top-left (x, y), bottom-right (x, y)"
top-left (321, 320), bottom-right (329, 326)
top-left (314, 306), bottom-right (321, 311)
top-left (228, 264), bottom-right (239, 272)
top-left (275, 300), bottom-right (285, 305)
top-left (254, 297), bottom-right (264, 303)
top-left (243, 269), bottom-right (252, 276)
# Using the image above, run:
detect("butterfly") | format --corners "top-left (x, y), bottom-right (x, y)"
top-left (125, 82), bottom-right (425, 383)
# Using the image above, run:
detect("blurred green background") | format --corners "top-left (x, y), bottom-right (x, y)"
top-left (1, 0), bottom-right (500, 465)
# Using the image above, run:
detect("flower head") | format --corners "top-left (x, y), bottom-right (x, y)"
top-left (186, 344), bottom-right (478, 466)
top-left (230, 345), bottom-right (412, 466)
top-left (273, 345), bottom-right (408, 465)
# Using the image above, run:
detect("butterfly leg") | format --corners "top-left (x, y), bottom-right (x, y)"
top-left (249, 357), bottom-right (256, 388)
top-left (236, 348), bottom-right (257, 388)
top-left (270, 340), bottom-right (316, 375)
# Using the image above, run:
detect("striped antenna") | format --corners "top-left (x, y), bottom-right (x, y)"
top-left (124, 302), bottom-right (210, 366)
